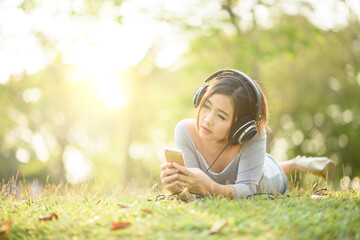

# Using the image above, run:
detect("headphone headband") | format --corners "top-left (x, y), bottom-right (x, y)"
top-left (202, 69), bottom-right (263, 125)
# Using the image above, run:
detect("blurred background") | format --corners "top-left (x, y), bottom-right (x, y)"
top-left (0, 0), bottom-right (359, 191)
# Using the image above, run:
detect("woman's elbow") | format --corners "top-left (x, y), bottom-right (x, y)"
top-left (233, 183), bottom-right (257, 199)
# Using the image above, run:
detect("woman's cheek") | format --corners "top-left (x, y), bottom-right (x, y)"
top-left (221, 123), bottom-right (232, 134)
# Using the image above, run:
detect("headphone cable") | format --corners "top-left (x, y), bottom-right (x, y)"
top-left (204, 142), bottom-right (231, 173)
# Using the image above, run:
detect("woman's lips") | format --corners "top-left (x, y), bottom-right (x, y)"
top-left (201, 126), bottom-right (212, 134)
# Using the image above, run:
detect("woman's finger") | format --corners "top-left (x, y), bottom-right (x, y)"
top-left (161, 173), bottom-right (179, 185)
top-left (161, 167), bottom-right (179, 176)
top-left (164, 180), bottom-right (180, 190)
top-left (165, 182), bottom-right (183, 194)
top-left (177, 180), bottom-right (189, 189)
top-left (177, 173), bottom-right (191, 183)
top-left (160, 162), bottom-right (173, 170)
top-left (172, 162), bottom-right (192, 176)
top-left (160, 168), bottom-right (179, 179)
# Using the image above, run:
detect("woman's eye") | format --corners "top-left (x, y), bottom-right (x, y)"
top-left (218, 114), bottom-right (226, 120)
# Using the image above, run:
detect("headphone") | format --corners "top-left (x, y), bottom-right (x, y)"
top-left (193, 69), bottom-right (264, 144)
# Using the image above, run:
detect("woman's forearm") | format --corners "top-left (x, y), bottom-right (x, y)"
top-left (207, 182), bottom-right (236, 199)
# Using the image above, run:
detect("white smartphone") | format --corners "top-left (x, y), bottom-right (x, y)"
top-left (163, 147), bottom-right (185, 166)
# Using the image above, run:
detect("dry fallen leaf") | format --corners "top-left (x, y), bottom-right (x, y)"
top-left (210, 220), bottom-right (227, 235)
top-left (0, 221), bottom-right (12, 237)
top-left (117, 203), bottom-right (132, 208)
top-left (141, 208), bottom-right (152, 213)
top-left (39, 213), bottom-right (59, 221)
top-left (111, 221), bottom-right (131, 231)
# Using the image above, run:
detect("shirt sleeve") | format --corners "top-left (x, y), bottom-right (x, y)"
top-left (231, 129), bottom-right (266, 198)
top-left (174, 120), bottom-right (200, 168)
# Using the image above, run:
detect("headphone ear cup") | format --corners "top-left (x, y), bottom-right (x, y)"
top-left (230, 115), bottom-right (257, 144)
top-left (193, 86), bottom-right (208, 108)
top-left (239, 128), bottom-right (256, 144)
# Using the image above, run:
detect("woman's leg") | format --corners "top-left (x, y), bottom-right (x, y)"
top-left (279, 156), bottom-right (335, 178)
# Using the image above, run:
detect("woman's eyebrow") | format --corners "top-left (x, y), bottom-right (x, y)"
top-left (206, 99), bottom-right (230, 117)
top-left (219, 109), bottom-right (230, 117)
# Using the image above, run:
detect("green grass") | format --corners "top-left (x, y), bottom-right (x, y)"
top-left (1, 177), bottom-right (360, 240)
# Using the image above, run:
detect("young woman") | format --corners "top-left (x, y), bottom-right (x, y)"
top-left (160, 69), bottom-right (335, 199)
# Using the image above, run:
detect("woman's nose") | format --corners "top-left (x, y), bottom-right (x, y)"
top-left (204, 112), bottom-right (214, 125)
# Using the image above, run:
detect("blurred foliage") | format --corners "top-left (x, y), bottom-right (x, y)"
top-left (0, 0), bottom-right (359, 189)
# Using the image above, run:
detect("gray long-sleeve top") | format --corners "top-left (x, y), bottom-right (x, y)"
top-left (174, 119), bottom-right (266, 198)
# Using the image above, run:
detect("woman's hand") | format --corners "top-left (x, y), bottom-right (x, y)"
top-left (160, 162), bottom-right (182, 194)
top-left (171, 162), bottom-right (217, 196)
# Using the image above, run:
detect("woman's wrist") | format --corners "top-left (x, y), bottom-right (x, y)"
top-left (199, 178), bottom-right (236, 199)
top-left (212, 183), bottom-right (236, 199)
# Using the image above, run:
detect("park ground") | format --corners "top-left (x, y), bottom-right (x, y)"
top-left (1, 175), bottom-right (359, 240)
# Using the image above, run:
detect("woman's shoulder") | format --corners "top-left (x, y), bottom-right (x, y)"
top-left (176, 119), bottom-right (196, 132)
top-left (174, 119), bottom-right (198, 152)
top-left (253, 127), bottom-right (267, 141)
top-left (175, 119), bottom-right (197, 144)
top-left (239, 127), bottom-right (267, 154)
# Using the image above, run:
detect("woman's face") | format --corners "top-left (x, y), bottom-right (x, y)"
top-left (198, 94), bottom-right (234, 143)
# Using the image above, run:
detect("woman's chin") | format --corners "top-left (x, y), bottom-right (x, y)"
top-left (199, 133), bottom-right (220, 142)
top-left (199, 133), bottom-right (211, 140)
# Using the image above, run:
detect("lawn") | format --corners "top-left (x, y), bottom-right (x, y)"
top-left (1, 176), bottom-right (359, 240)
